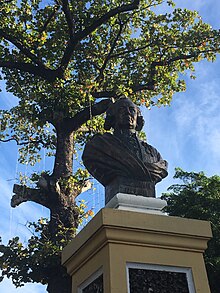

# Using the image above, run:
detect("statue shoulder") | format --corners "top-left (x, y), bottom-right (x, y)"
top-left (141, 141), bottom-right (162, 159)
top-left (141, 141), bottom-right (157, 151)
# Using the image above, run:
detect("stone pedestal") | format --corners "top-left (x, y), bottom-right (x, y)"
top-left (62, 208), bottom-right (212, 293)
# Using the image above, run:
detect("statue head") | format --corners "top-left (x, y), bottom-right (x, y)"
top-left (104, 97), bottom-right (144, 131)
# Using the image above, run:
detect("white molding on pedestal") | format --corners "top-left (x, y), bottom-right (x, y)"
top-left (105, 193), bottom-right (167, 215)
top-left (77, 267), bottom-right (103, 293)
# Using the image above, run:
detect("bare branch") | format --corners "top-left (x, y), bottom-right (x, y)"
top-left (11, 184), bottom-right (49, 208)
top-left (68, 98), bottom-right (113, 131)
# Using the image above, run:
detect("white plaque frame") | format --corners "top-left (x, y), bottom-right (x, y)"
top-left (77, 267), bottom-right (103, 293)
top-left (126, 262), bottom-right (195, 293)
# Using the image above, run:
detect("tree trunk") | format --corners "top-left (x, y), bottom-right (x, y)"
top-left (47, 266), bottom-right (72, 293)
top-left (47, 121), bottom-right (78, 293)
top-left (53, 121), bottom-right (74, 179)
top-left (11, 120), bottom-right (83, 293)
top-left (48, 120), bottom-right (80, 230)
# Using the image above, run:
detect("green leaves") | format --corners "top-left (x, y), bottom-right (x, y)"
top-left (1, 0), bottom-right (219, 103)
top-left (0, 0), bottom-right (219, 165)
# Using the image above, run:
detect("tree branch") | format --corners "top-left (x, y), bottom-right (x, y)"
top-left (68, 98), bottom-right (113, 131)
top-left (38, 4), bottom-right (60, 35)
top-left (110, 42), bottom-right (153, 59)
top-left (96, 18), bottom-right (125, 82)
top-left (151, 49), bottom-right (219, 67)
top-left (91, 49), bottom-right (219, 97)
top-left (0, 136), bottom-right (50, 148)
top-left (0, 60), bottom-right (63, 82)
top-left (60, 0), bottom-right (74, 38)
top-left (11, 184), bottom-right (50, 208)
top-left (59, 0), bottom-right (140, 74)
top-left (91, 90), bottom-right (117, 98)
top-left (91, 84), bottom-right (156, 99)
top-left (0, 0), bottom-right (13, 4)
top-left (0, 29), bottom-right (43, 66)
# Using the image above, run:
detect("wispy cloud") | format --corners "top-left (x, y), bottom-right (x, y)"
top-left (185, 0), bottom-right (220, 28)
top-left (144, 56), bottom-right (220, 197)
top-left (174, 66), bottom-right (220, 163)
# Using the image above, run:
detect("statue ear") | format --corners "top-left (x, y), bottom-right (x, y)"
top-left (136, 115), bottom-right (144, 131)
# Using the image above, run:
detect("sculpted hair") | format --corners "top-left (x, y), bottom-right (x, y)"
top-left (104, 97), bottom-right (144, 131)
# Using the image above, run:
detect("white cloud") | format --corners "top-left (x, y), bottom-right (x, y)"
top-left (143, 56), bottom-right (220, 196)
top-left (174, 73), bottom-right (220, 161)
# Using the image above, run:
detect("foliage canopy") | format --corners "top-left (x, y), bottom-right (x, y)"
top-left (0, 0), bottom-right (219, 164)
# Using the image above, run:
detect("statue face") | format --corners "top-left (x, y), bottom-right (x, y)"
top-left (114, 99), bottom-right (138, 130)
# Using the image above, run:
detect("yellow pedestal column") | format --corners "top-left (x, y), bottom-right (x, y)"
top-left (62, 208), bottom-right (212, 293)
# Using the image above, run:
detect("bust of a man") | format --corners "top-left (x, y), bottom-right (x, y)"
top-left (82, 97), bottom-right (168, 203)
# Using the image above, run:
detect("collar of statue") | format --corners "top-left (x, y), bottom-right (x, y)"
top-left (114, 129), bottom-right (137, 138)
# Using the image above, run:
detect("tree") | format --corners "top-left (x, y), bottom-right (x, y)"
top-left (162, 168), bottom-right (220, 293)
top-left (0, 0), bottom-right (219, 292)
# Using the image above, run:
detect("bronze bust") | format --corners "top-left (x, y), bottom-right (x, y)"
top-left (82, 98), bottom-right (168, 203)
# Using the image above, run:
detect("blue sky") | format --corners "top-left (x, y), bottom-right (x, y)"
top-left (0, 1), bottom-right (220, 292)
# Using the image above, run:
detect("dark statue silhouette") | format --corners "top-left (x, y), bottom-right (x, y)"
top-left (82, 98), bottom-right (168, 204)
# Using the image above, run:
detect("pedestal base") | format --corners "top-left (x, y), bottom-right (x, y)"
top-left (106, 193), bottom-right (167, 215)
top-left (62, 209), bottom-right (212, 293)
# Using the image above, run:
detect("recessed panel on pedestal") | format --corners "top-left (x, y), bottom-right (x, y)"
top-left (127, 263), bottom-right (195, 293)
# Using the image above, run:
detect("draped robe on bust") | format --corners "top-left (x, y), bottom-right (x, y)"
top-left (82, 133), bottom-right (168, 187)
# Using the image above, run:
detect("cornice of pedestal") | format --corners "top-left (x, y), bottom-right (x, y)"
top-left (62, 208), bottom-right (212, 276)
